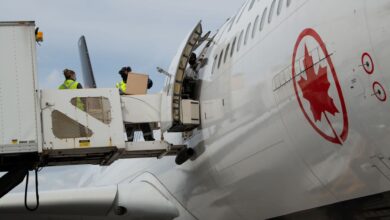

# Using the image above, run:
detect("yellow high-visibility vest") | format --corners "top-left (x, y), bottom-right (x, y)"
top-left (116, 81), bottom-right (126, 94)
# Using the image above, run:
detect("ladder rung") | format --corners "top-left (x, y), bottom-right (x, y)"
top-left (178, 67), bottom-right (185, 71)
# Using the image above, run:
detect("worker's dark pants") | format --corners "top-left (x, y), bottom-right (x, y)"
top-left (125, 123), bottom-right (154, 141)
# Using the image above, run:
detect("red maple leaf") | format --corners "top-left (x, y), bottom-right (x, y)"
top-left (298, 45), bottom-right (339, 122)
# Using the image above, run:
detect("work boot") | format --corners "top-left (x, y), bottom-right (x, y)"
top-left (140, 123), bottom-right (155, 141)
top-left (125, 125), bottom-right (134, 142)
top-left (144, 135), bottom-right (155, 141)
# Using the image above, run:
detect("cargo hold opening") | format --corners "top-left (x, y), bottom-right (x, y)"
top-left (166, 21), bottom-right (212, 132)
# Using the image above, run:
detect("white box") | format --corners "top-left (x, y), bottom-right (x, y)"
top-left (121, 94), bottom-right (162, 123)
top-left (180, 100), bottom-right (200, 125)
top-left (41, 88), bottom-right (125, 151)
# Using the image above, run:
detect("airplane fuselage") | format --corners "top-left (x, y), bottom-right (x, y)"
top-left (142, 0), bottom-right (390, 219)
top-left (3, 0), bottom-right (390, 219)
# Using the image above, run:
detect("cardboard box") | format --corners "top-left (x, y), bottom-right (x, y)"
top-left (125, 72), bottom-right (148, 95)
top-left (180, 99), bottom-right (200, 125)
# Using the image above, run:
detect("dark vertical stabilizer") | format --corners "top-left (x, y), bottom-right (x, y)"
top-left (78, 36), bottom-right (97, 88)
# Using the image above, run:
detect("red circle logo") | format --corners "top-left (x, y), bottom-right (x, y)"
top-left (372, 81), bottom-right (387, 102)
top-left (361, 52), bottom-right (375, 75)
top-left (292, 28), bottom-right (348, 145)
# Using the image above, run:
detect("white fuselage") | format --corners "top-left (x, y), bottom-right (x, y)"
top-left (5, 0), bottom-right (390, 219)
top-left (91, 0), bottom-right (390, 219)
top-left (86, 0), bottom-right (390, 219)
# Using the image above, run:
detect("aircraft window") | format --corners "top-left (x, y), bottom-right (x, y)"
top-left (52, 110), bottom-right (93, 139)
top-left (212, 55), bottom-right (218, 73)
top-left (260, 8), bottom-right (268, 31)
top-left (218, 50), bottom-right (224, 68)
top-left (231, 37), bottom-right (237, 57)
top-left (71, 97), bottom-right (112, 124)
top-left (268, 0), bottom-right (277, 23)
top-left (226, 20), bottom-right (232, 33)
top-left (237, 30), bottom-right (244, 52)
top-left (228, 15), bottom-right (236, 32)
top-left (236, 1), bottom-right (249, 24)
top-left (252, 15), bottom-right (260, 38)
top-left (248, 0), bottom-right (256, 11)
top-left (224, 44), bottom-right (230, 63)
top-left (244, 23), bottom-right (252, 45)
top-left (277, 0), bottom-right (284, 15)
top-left (287, 0), bottom-right (291, 7)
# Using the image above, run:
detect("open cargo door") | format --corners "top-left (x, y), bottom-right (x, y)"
top-left (160, 21), bottom-right (202, 132)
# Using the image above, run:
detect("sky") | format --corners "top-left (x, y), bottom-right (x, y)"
top-left (1, 0), bottom-right (246, 93)
top-left (0, 0), bottom-right (246, 190)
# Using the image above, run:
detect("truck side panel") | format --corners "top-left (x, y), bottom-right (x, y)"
top-left (0, 22), bottom-right (38, 153)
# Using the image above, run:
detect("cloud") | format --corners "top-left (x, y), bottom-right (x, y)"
top-left (47, 69), bottom-right (62, 84)
top-left (0, 0), bottom-right (245, 91)
top-left (40, 69), bottom-right (63, 89)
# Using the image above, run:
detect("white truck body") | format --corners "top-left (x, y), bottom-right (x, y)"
top-left (0, 21), bottom-right (40, 154)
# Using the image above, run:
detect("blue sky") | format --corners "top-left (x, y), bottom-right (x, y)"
top-left (1, 0), bottom-right (245, 93)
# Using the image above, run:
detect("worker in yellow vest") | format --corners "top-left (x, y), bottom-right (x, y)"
top-left (116, 66), bottom-right (154, 141)
top-left (59, 69), bottom-right (84, 110)
top-left (116, 66), bottom-right (153, 95)
top-left (116, 66), bottom-right (129, 95)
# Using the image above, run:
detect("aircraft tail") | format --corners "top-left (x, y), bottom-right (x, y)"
top-left (78, 36), bottom-right (97, 88)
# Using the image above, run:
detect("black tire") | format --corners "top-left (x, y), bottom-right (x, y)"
top-left (175, 148), bottom-right (194, 165)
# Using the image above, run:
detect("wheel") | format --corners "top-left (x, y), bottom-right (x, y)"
top-left (175, 148), bottom-right (195, 165)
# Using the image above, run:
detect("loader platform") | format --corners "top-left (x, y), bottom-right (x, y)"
top-left (0, 20), bottom-right (208, 201)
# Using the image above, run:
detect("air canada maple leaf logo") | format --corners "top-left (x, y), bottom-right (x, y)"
top-left (298, 45), bottom-right (339, 122)
top-left (292, 29), bottom-right (348, 145)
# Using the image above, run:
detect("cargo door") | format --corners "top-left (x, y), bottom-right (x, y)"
top-left (160, 21), bottom-right (202, 132)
